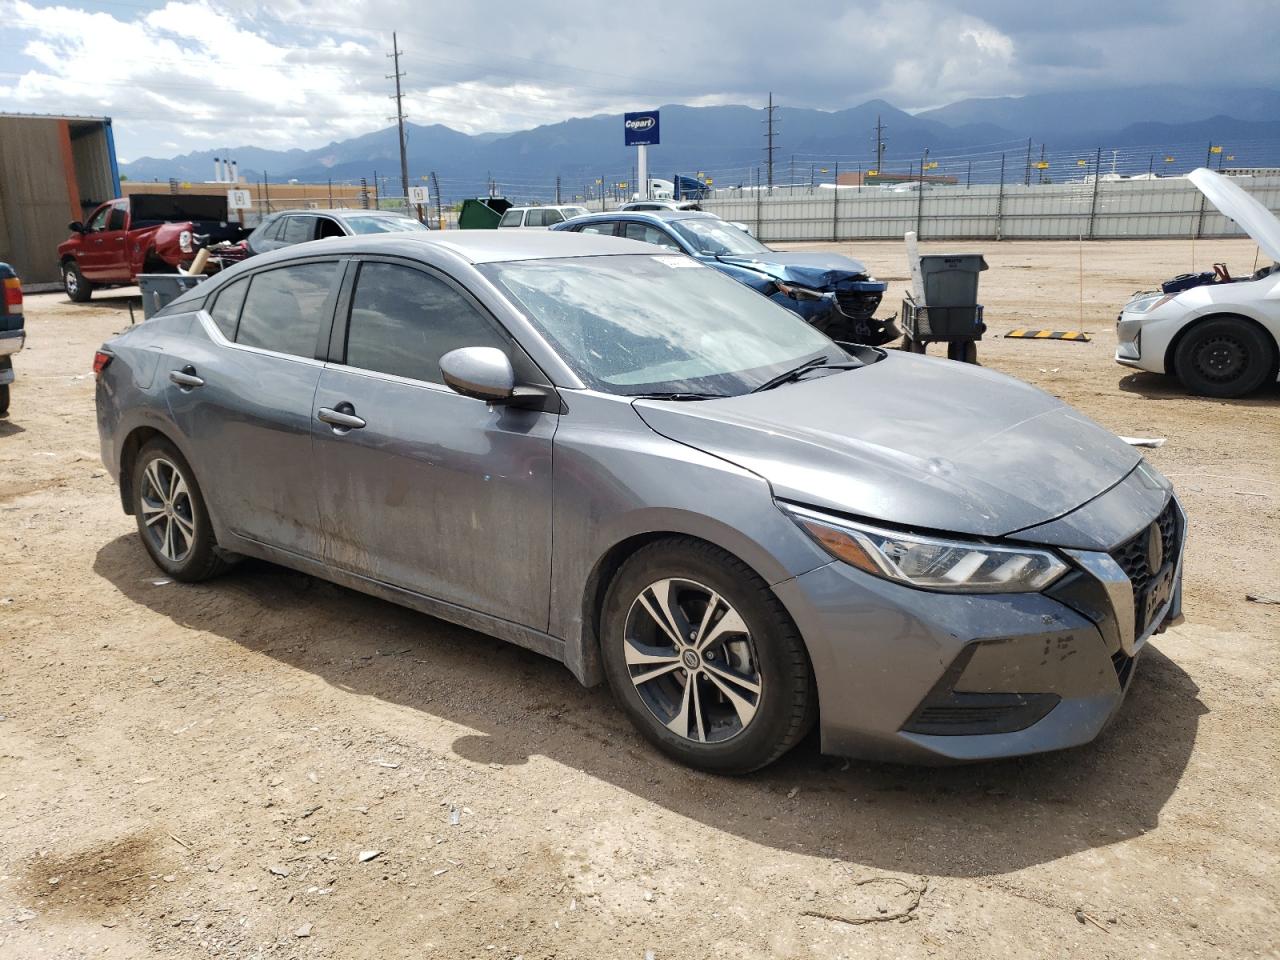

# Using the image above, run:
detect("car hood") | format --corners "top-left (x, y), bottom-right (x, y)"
top-left (716, 251), bottom-right (875, 288)
top-left (633, 352), bottom-right (1141, 539)
top-left (1189, 167), bottom-right (1280, 263)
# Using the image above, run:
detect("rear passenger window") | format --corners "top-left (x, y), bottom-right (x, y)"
top-left (236, 262), bottom-right (337, 358)
top-left (543, 209), bottom-right (565, 225)
top-left (281, 217), bottom-right (314, 244)
top-left (208, 276), bottom-right (248, 340)
top-left (108, 206), bottom-right (127, 231)
top-left (578, 222), bottom-right (615, 236)
top-left (345, 262), bottom-right (512, 383)
top-left (523, 210), bottom-right (544, 227)
top-left (624, 222), bottom-right (681, 251)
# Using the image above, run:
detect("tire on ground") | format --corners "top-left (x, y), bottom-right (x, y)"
top-left (599, 537), bottom-right (816, 774)
top-left (130, 436), bottom-right (229, 582)
top-left (1173, 316), bottom-right (1274, 398)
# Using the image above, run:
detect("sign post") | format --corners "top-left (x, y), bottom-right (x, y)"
top-left (624, 110), bottom-right (660, 201)
top-left (226, 188), bottom-right (252, 225)
top-left (408, 185), bottom-right (430, 224)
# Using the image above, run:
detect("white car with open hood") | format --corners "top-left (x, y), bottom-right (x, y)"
top-left (1115, 168), bottom-right (1280, 397)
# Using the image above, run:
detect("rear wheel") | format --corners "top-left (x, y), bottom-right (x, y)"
top-left (600, 538), bottom-right (815, 774)
top-left (0, 383), bottom-right (9, 416)
top-left (130, 437), bottom-right (229, 581)
top-left (1173, 317), bottom-right (1273, 398)
top-left (63, 260), bottom-right (93, 302)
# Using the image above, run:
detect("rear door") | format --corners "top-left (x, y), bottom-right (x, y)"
top-left (165, 258), bottom-right (344, 559)
top-left (280, 215), bottom-right (317, 247)
top-left (312, 257), bottom-right (557, 628)
top-left (622, 221), bottom-right (683, 251)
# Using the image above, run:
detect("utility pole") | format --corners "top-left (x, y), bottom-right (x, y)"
top-left (387, 32), bottom-right (411, 211)
top-left (873, 114), bottom-right (886, 173)
top-left (1038, 143), bottom-right (1046, 184)
top-left (763, 92), bottom-right (777, 191)
top-left (555, 176), bottom-right (561, 204)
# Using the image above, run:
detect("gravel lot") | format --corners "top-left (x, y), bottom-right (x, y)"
top-left (2, 238), bottom-right (1277, 959)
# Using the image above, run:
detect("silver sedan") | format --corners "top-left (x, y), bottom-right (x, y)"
top-left (94, 231), bottom-right (1184, 772)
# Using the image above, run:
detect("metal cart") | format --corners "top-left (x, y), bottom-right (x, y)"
top-left (900, 234), bottom-right (987, 363)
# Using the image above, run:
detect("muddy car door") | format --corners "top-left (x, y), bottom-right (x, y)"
top-left (76, 204), bottom-right (115, 280)
top-left (164, 259), bottom-right (343, 560)
top-left (312, 258), bottom-right (556, 629)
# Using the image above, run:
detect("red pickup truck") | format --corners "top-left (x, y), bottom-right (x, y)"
top-left (57, 194), bottom-right (249, 302)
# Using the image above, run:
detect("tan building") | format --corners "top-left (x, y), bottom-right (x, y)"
top-left (837, 171), bottom-right (959, 187)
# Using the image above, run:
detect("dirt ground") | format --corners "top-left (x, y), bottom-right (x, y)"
top-left (1, 238), bottom-right (1277, 960)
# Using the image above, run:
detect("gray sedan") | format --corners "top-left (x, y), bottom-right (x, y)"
top-left (93, 231), bottom-right (1184, 772)
top-left (244, 208), bottom-right (428, 256)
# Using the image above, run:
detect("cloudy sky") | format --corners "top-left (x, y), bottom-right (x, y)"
top-left (1, 0), bottom-right (1275, 161)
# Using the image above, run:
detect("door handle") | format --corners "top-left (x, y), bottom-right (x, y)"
top-left (317, 405), bottom-right (366, 430)
top-left (169, 367), bottom-right (204, 388)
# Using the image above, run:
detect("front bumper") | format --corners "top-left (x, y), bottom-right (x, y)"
top-left (775, 494), bottom-right (1185, 764)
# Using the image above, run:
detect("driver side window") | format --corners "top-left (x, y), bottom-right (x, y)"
top-left (86, 207), bottom-right (111, 233)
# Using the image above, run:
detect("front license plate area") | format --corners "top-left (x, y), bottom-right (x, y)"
top-left (1139, 562), bottom-right (1176, 639)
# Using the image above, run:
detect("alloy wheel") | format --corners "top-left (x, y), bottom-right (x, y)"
top-left (64, 268), bottom-right (78, 296)
top-left (139, 456), bottom-right (196, 563)
top-left (622, 578), bottom-right (763, 743)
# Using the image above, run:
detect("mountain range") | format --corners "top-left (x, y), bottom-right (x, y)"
top-left (120, 85), bottom-right (1280, 201)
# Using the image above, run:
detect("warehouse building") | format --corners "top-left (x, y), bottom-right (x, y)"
top-left (0, 113), bottom-right (121, 286)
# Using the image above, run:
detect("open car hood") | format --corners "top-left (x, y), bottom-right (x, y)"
top-left (1189, 167), bottom-right (1280, 263)
top-left (716, 251), bottom-right (879, 289)
top-left (634, 352), bottom-right (1141, 540)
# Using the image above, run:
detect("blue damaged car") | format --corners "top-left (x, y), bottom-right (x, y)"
top-left (553, 210), bottom-right (897, 345)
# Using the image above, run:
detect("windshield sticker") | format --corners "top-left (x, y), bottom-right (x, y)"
top-left (654, 256), bottom-right (700, 268)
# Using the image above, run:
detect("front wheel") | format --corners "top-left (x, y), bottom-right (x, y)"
top-left (130, 437), bottom-right (228, 582)
top-left (600, 538), bottom-right (815, 774)
top-left (63, 260), bottom-right (93, 302)
top-left (1172, 317), bottom-right (1274, 398)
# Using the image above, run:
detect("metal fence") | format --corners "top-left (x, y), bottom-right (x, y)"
top-left (699, 176), bottom-right (1280, 244)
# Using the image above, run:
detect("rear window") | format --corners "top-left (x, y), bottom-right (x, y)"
top-left (208, 276), bottom-right (248, 340)
top-left (281, 217), bottom-right (314, 244)
top-left (235, 262), bottom-right (338, 358)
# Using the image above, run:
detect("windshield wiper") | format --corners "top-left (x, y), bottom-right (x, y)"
top-left (628, 391), bottom-right (730, 401)
top-left (751, 355), bottom-right (861, 393)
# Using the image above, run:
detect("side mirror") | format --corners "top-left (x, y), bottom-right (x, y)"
top-left (440, 346), bottom-right (515, 403)
top-left (69, 221), bottom-right (85, 233)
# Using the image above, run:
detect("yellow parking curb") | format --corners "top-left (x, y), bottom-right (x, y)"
top-left (1005, 330), bottom-right (1091, 341)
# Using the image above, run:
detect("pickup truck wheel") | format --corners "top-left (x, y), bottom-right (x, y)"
top-left (63, 261), bottom-right (93, 302)
top-left (0, 384), bottom-right (9, 416)
top-left (131, 437), bottom-right (229, 582)
top-left (1173, 317), bottom-right (1273, 398)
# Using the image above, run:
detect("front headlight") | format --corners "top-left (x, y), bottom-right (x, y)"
top-left (775, 282), bottom-right (827, 302)
top-left (1125, 293), bottom-right (1175, 314)
top-left (783, 504), bottom-right (1068, 593)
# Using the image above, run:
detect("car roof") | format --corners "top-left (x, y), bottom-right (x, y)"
top-left (263, 208), bottom-right (409, 219)
top-left (572, 209), bottom-right (715, 224)
top-left (253, 229), bottom-right (663, 265)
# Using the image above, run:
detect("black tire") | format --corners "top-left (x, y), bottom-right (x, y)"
top-left (62, 260), bottom-right (93, 302)
top-left (902, 336), bottom-right (927, 355)
top-left (0, 383), bottom-right (9, 416)
top-left (130, 437), bottom-right (229, 582)
top-left (600, 537), bottom-right (815, 774)
top-left (947, 340), bottom-right (979, 364)
top-left (1173, 317), bottom-right (1274, 398)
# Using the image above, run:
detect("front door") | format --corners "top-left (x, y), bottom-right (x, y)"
top-left (165, 259), bottom-right (344, 559)
top-left (312, 259), bottom-right (557, 629)
top-left (76, 204), bottom-right (114, 280)
top-left (98, 202), bottom-right (132, 282)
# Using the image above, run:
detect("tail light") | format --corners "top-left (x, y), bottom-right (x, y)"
top-left (93, 350), bottom-right (113, 379)
top-left (2, 277), bottom-right (20, 314)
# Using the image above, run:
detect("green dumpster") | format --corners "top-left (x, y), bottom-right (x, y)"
top-left (458, 197), bottom-right (513, 230)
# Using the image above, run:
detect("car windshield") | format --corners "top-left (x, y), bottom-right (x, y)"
top-left (480, 254), bottom-right (843, 396)
top-left (563, 207), bottom-right (589, 219)
top-left (670, 217), bottom-right (770, 256)
top-left (343, 216), bottom-right (429, 234)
